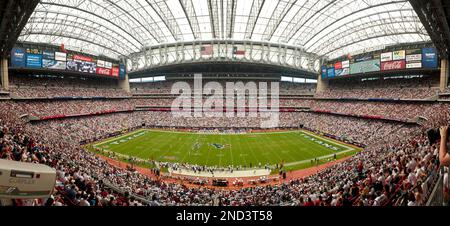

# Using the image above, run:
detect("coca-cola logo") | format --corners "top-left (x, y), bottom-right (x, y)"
top-left (97, 67), bottom-right (111, 75)
top-left (382, 61), bottom-right (405, 71)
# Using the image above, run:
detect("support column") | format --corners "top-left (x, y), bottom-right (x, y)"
top-left (1, 58), bottom-right (9, 91)
top-left (118, 74), bottom-right (130, 93)
top-left (316, 74), bottom-right (329, 93)
top-left (440, 59), bottom-right (449, 92)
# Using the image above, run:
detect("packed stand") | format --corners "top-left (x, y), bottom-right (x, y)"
top-left (10, 75), bottom-right (130, 98)
top-left (131, 80), bottom-right (316, 95)
top-left (0, 106), bottom-right (445, 206)
top-left (6, 100), bottom-right (134, 118)
top-left (0, 76), bottom-right (449, 206)
top-left (316, 76), bottom-right (440, 100)
top-left (310, 101), bottom-right (450, 121)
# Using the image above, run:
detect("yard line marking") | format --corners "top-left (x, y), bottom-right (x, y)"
top-left (88, 129), bottom-right (362, 170)
top-left (282, 149), bottom-right (355, 167)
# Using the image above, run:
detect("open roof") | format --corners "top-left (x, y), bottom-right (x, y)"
top-left (18, 0), bottom-right (430, 60)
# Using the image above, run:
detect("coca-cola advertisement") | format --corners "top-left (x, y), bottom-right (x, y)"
top-left (96, 67), bottom-right (112, 76)
top-left (381, 60), bottom-right (406, 71)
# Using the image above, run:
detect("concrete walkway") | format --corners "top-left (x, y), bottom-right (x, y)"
top-left (169, 168), bottom-right (271, 178)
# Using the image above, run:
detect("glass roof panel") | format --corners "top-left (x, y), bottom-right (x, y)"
top-left (19, 0), bottom-right (430, 60)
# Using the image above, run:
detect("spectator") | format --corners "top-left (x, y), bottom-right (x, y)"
top-left (439, 126), bottom-right (450, 166)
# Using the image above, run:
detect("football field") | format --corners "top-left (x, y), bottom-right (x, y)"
top-left (91, 129), bottom-right (361, 171)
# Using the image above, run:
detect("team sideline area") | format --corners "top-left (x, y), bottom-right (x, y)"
top-left (0, 0), bottom-right (449, 212)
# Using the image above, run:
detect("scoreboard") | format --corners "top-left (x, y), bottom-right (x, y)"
top-left (321, 47), bottom-right (439, 80)
top-left (10, 46), bottom-right (127, 80)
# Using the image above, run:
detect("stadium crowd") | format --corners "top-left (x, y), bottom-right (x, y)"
top-left (9, 75), bottom-right (130, 98)
top-left (5, 97), bottom-right (449, 123)
top-left (310, 101), bottom-right (450, 121)
top-left (131, 80), bottom-right (316, 95)
top-left (1, 103), bottom-right (448, 206)
top-left (0, 75), bottom-right (449, 207)
top-left (8, 100), bottom-right (133, 118)
top-left (316, 76), bottom-right (440, 99)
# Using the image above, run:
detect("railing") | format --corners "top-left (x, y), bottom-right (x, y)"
top-left (426, 175), bottom-right (444, 206)
top-left (100, 179), bottom-right (153, 206)
top-left (426, 168), bottom-right (446, 206)
top-left (129, 40), bottom-right (319, 74)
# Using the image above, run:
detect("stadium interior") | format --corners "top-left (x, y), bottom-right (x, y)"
top-left (0, 0), bottom-right (449, 207)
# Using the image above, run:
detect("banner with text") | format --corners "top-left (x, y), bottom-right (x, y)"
top-left (422, 48), bottom-right (438, 68)
top-left (55, 52), bottom-right (67, 62)
top-left (321, 66), bottom-right (327, 79)
top-left (381, 60), bottom-right (406, 71)
top-left (11, 47), bottom-right (26, 68)
top-left (406, 62), bottom-right (422, 69)
top-left (381, 52), bottom-right (393, 62)
top-left (26, 54), bottom-right (43, 68)
top-left (393, 50), bottom-right (406, 61)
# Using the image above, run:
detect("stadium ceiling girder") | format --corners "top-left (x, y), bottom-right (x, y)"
top-left (24, 11), bottom-right (138, 53)
top-left (179, 0), bottom-right (201, 39)
top-left (208, 0), bottom-right (220, 39)
top-left (21, 21), bottom-right (130, 56)
top-left (226, 0), bottom-right (237, 39)
top-left (264, 0), bottom-right (298, 41)
top-left (310, 15), bottom-right (428, 57)
top-left (145, 0), bottom-right (182, 41)
top-left (107, 0), bottom-right (160, 43)
top-left (245, 0), bottom-right (266, 39)
top-left (409, 0), bottom-right (450, 59)
top-left (305, 8), bottom-right (418, 50)
top-left (127, 40), bottom-right (320, 75)
top-left (24, 32), bottom-right (124, 57)
top-left (19, 0), bottom-right (430, 61)
top-left (301, 1), bottom-right (415, 46)
top-left (0, 0), bottom-right (39, 57)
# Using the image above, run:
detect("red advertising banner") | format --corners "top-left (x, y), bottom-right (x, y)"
top-left (96, 67), bottom-right (112, 76)
top-left (112, 67), bottom-right (119, 77)
top-left (334, 62), bottom-right (342, 70)
top-left (381, 60), bottom-right (406, 71)
top-left (74, 55), bottom-right (93, 62)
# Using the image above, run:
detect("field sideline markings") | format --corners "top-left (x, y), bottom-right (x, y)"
top-left (281, 148), bottom-right (356, 167)
top-left (301, 130), bottom-right (357, 151)
top-left (281, 130), bottom-right (361, 167)
top-left (93, 128), bottom-right (358, 154)
top-left (92, 129), bottom-right (147, 147)
top-left (145, 129), bottom-right (318, 136)
top-left (89, 128), bottom-right (362, 169)
top-left (283, 133), bottom-right (322, 162)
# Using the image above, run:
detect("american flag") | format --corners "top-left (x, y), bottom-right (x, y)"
top-left (201, 45), bottom-right (213, 55)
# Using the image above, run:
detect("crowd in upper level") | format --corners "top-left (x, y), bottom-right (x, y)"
top-left (9, 75), bottom-right (129, 98)
top-left (316, 76), bottom-right (440, 100)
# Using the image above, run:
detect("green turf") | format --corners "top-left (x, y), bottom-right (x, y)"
top-left (90, 129), bottom-right (361, 170)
